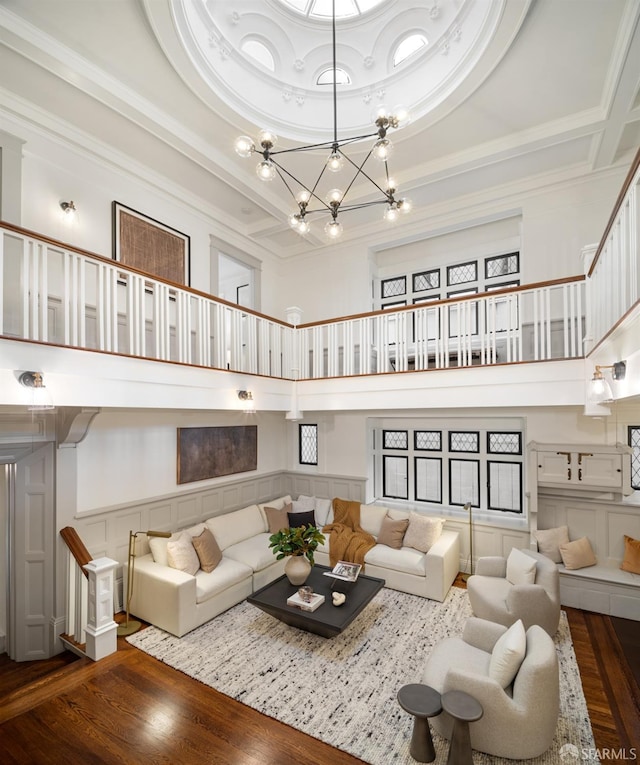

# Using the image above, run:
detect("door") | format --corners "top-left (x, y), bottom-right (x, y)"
top-left (10, 443), bottom-right (55, 661)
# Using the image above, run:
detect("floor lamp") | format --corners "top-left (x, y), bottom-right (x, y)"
top-left (117, 529), bottom-right (171, 637)
top-left (463, 502), bottom-right (473, 582)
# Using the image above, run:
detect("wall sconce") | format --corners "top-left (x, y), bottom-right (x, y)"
top-left (60, 200), bottom-right (77, 222)
top-left (118, 529), bottom-right (172, 636)
top-left (238, 390), bottom-right (256, 414)
top-left (18, 371), bottom-right (55, 411)
top-left (589, 361), bottom-right (626, 404)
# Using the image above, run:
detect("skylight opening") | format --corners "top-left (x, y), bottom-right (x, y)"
top-left (241, 40), bottom-right (275, 71)
top-left (393, 33), bottom-right (428, 67)
top-left (317, 67), bottom-right (351, 85)
top-left (277, 0), bottom-right (385, 19)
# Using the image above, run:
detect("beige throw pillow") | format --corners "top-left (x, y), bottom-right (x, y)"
top-left (489, 619), bottom-right (526, 688)
top-left (621, 534), bottom-right (640, 575)
top-left (403, 513), bottom-right (444, 553)
top-left (559, 537), bottom-right (597, 570)
top-left (534, 525), bottom-right (570, 564)
top-left (264, 505), bottom-right (290, 534)
top-left (506, 548), bottom-right (537, 585)
top-left (192, 527), bottom-right (222, 573)
top-left (167, 531), bottom-right (200, 575)
top-left (149, 533), bottom-right (176, 567)
top-left (377, 515), bottom-right (409, 549)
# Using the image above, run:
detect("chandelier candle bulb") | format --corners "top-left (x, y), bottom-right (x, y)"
top-left (234, 135), bottom-right (255, 158)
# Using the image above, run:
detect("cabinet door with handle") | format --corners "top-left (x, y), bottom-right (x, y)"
top-left (578, 453), bottom-right (622, 487)
top-left (537, 451), bottom-right (572, 484)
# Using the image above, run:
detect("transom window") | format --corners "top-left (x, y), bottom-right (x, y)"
top-left (378, 252), bottom-right (520, 310)
top-left (277, 0), bottom-right (385, 18)
top-left (374, 421), bottom-right (524, 514)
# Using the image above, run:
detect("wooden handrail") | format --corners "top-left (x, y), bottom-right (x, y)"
top-left (60, 526), bottom-right (92, 578)
top-left (588, 146), bottom-right (640, 278)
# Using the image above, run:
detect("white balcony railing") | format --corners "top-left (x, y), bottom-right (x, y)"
top-left (0, 222), bottom-right (589, 379)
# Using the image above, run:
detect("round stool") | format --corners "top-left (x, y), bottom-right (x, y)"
top-left (397, 683), bottom-right (442, 763)
top-left (441, 690), bottom-right (483, 765)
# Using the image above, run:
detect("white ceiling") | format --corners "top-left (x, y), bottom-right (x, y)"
top-left (0, 0), bottom-right (639, 261)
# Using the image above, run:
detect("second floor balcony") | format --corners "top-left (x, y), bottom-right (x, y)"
top-left (1, 151), bottom-right (639, 415)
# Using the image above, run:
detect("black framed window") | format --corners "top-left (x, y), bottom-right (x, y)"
top-left (487, 432), bottom-right (522, 455)
top-left (413, 269), bottom-right (440, 292)
top-left (378, 423), bottom-right (523, 513)
top-left (447, 261), bottom-right (477, 286)
top-left (415, 457), bottom-right (442, 503)
top-left (415, 430), bottom-right (442, 451)
top-left (299, 424), bottom-right (318, 465)
top-left (383, 455), bottom-right (409, 499)
top-left (449, 458), bottom-right (480, 507)
top-left (629, 426), bottom-right (640, 490)
top-left (381, 276), bottom-right (406, 299)
top-left (383, 430), bottom-right (408, 449)
top-left (485, 252), bottom-right (519, 280)
top-left (449, 431), bottom-right (479, 452)
top-left (487, 461), bottom-right (522, 513)
top-left (376, 252), bottom-right (520, 312)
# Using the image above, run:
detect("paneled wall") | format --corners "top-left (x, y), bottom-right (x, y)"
top-left (74, 469), bottom-right (367, 609)
top-left (537, 492), bottom-right (640, 566)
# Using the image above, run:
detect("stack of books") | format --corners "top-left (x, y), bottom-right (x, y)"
top-left (286, 591), bottom-right (325, 612)
top-left (322, 561), bottom-right (362, 582)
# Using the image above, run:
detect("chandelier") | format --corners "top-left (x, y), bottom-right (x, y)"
top-left (234, 0), bottom-right (412, 241)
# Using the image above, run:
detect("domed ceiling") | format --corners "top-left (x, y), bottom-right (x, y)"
top-left (170, 0), bottom-right (506, 141)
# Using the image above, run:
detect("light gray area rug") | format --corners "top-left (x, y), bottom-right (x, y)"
top-left (128, 587), bottom-right (598, 764)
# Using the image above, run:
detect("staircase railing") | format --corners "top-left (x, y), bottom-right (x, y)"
top-left (59, 526), bottom-right (117, 660)
top-left (585, 148), bottom-right (640, 352)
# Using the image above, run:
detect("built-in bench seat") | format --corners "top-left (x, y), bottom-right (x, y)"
top-left (535, 495), bottom-right (640, 622)
top-left (558, 562), bottom-right (640, 621)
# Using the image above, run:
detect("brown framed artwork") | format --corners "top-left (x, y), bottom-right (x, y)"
top-left (112, 201), bottom-right (191, 286)
top-left (177, 425), bottom-right (258, 484)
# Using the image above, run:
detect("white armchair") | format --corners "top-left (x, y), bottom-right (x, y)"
top-left (467, 548), bottom-right (561, 636)
top-left (421, 617), bottom-right (559, 760)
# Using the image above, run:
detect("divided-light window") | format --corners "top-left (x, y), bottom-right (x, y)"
top-left (376, 425), bottom-right (524, 514)
top-left (378, 252), bottom-right (520, 311)
top-left (299, 424), bottom-right (318, 466)
top-left (629, 426), bottom-right (640, 490)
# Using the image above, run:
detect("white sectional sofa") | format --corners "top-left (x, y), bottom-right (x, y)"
top-left (128, 495), bottom-right (461, 637)
top-left (129, 495), bottom-right (292, 637)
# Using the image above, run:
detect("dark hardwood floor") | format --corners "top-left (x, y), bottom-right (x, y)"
top-left (1, 583), bottom-right (639, 764)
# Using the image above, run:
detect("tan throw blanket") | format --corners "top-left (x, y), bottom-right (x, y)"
top-left (323, 498), bottom-right (376, 569)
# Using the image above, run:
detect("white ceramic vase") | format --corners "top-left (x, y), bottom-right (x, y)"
top-left (285, 555), bottom-right (312, 585)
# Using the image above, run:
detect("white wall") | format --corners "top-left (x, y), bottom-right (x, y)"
top-left (74, 410), bottom-right (287, 513)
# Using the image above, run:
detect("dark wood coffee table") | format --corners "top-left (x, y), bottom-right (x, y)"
top-left (247, 564), bottom-right (385, 638)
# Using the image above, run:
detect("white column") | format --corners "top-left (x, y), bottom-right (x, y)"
top-left (83, 557), bottom-right (118, 661)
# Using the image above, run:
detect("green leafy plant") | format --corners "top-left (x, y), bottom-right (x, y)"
top-left (268, 524), bottom-right (326, 565)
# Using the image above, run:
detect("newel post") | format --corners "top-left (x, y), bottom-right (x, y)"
top-left (83, 557), bottom-right (118, 661)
